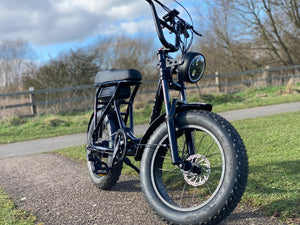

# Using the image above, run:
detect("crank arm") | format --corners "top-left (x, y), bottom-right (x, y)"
top-left (86, 145), bottom-right (114, 155)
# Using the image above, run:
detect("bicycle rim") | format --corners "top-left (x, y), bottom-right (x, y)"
top-left (150, 125), bottom-right (225, 211)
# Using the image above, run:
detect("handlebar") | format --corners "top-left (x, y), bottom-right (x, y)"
top-left (145, 0), bottom-right (178, 52)
top-left (145, 0), bottom-right (201, 53)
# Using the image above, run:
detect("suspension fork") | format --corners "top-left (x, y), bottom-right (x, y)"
top-left (177, 80), bottom-right (196, 155)
top-left (157, 49), bottom-right (181, 165)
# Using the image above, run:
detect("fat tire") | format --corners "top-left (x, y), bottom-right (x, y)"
top-left (87, 110), bottom-right (123, 190)
top-left (140, 110), bottom-right (248, 225)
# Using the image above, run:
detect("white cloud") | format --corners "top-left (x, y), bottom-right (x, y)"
top-left (120, 20), bottom-right (155, 35)
top-left (0, 0), bottom-right (198, 62)
top-left (106, 1), bottom-right (147, 20)
top-left (0, 0), bottom-right (153, 46)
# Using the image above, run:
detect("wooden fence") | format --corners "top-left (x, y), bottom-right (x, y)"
top-left (1, 65), bottom-right (299, 118)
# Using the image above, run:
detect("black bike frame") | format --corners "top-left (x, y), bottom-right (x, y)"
top-left (89, 48), bottom-right (189, 166)
top-left (89, 80), bottom-right (141, 155)
top-left (88, 0), bottom-right (197, 166)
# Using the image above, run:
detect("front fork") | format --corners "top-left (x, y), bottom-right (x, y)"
top-left (158, 50), bottom-right (193, 166)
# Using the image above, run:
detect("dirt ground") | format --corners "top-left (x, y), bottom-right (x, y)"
top-left (0, 153), bottom-right (288, 225)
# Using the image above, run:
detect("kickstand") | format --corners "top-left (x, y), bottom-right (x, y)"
top-left (124, 157), bottom-right (140, 174)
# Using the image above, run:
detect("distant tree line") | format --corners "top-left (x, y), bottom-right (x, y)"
top-left (22, 36), bottom-right (157, 91)
top-left (0, 0), bottom-right (299, 94)
top-left (0, 36), bottom-right (157, 94)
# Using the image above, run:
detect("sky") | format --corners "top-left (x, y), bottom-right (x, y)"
top-left (0, 0), bottom-right (196, 62)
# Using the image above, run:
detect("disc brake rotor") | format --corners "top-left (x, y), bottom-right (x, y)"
top-left (182, 154), bottom-right (211, 186)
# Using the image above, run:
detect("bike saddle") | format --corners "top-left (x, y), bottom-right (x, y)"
top-left (95, 69), bottom-right (142, 84)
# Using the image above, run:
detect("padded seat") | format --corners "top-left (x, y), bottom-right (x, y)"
top-left (95, 69), bottom-right (142, 84)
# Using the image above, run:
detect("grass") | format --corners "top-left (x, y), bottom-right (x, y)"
top-left (199, 83), bottom-right (300, 113)
top-left (234, 111), bottom-right (300, 223)
top-left (0, 84), bottom-right (299, 144)
top-left (0, 111), bottom-right (91, 144)
top-left (132, 83), bottom-right (300, 124)
top-left (53, 145), bottom-right (87, 164)
top-left (54, 111), bottom-right (300, 223)
top-left (0, 188), bottom-right (36, 225)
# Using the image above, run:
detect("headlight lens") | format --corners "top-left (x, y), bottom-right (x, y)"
top-left (178, 52), bottom-right (206, 83)
top-left (189, 55), bottom-right (205, 82)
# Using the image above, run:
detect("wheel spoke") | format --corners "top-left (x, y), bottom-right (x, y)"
top-left (179, 181), bottom-right (187, 207)
top-left (206, 149), bottom-right (221, 157)
top-left (206, 180), bottom-right (218, 188)
top-left (202, 141), bottom-right (216, 157)
top-left (159, 168), bottom-right (181, 173)
top-left (195, 132), bottom-right (207, 153)
top-left (152, 126), bottom-right (225, 209)
top-left (190, 186), bottom-right (197, 207)
top-left (205, 182), bottom-right (212, 194)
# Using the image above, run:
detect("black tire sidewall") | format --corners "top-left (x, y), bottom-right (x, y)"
top-left (140, 110), bottom-right (243, 224)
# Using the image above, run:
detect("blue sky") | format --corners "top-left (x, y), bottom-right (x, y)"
top-left (0, 0), bottom-right (198, 62)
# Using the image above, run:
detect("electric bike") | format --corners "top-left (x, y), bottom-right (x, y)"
top-left (86, 0), bottom-right (248, 224)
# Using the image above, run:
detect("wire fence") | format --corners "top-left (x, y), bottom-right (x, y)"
top-left (1, 65), bottom-right (299, 118)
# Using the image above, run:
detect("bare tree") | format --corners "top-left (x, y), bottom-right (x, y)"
top-left (194, 0), bottom-right (262, 75)
top-left (109, 36), bottom-right (157, 80)
top-left (231, 0), bottom-right (299, 66)
top-left (0, 39), bottom-right (32, 91)
top-left (23, 36), bottom-right (157, 90)
top-left (195, 0), bottom-right (299, 74)
top-left (22, 36), bottom-right (158, 112)
top-left (23, 48), bottom-right (99, 90)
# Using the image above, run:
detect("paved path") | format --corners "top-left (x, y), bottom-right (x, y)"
top-left (0, 102), bottom-right (299, 159)
top-left (0, 154), bottom-right (285, 225)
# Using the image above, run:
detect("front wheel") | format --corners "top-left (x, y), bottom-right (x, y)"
top-left (140, 110), bottom-right (248, 225)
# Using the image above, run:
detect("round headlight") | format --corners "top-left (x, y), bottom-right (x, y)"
top-left (178, 52), bottom-right (206, 83)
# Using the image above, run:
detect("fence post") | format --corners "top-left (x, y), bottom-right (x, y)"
top-left (215, 71), bottom-right (221, 93)
top-left (29, 87), bottom-right (37, 116)
top-left (263, 66), bottom-right (272, 86)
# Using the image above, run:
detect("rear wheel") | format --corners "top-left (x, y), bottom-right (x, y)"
top-left (86, 110), bottom-right (123, 190)
top-left (140, 110), bottom-right (248, 224)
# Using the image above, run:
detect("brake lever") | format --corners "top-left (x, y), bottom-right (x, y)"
top-left (177, 17), bottom-right (202, 37)
top-left (184, 23), bottom-right (202, 37)
top-left (192, 28), bottom-right (202, 37)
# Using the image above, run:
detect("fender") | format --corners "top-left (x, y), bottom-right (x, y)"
top-left (87, 109), bottom-right (119, 134)
top-left (134, 103), bottom-right (212, 161)
top-left (87, 113), bottom-right (94, 133)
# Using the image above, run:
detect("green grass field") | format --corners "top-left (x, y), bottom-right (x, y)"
top-left (235, 111), bottom-right (300, 222)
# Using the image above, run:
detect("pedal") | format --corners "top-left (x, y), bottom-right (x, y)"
top-left (94, 161), bottom-right (110, 176)
top-left (97, 172), bottom-right (108, 177)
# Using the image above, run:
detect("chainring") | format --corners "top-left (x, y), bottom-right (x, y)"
top-left (113, 129), bottom-right (128, 164)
